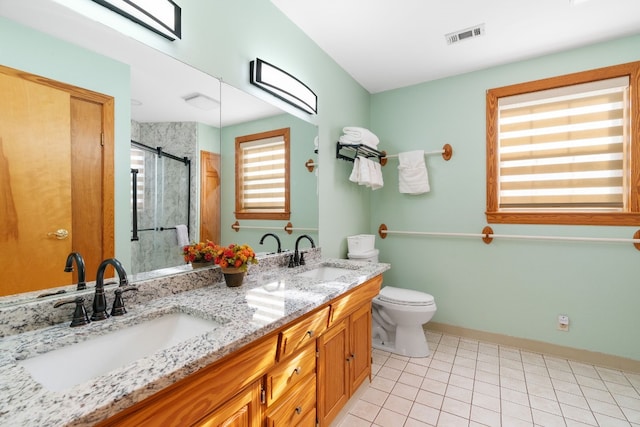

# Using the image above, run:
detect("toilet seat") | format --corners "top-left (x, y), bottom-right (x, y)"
top-left (376, 286), bottom-right (435, 307)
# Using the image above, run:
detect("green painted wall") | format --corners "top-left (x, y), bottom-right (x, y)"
top-left (220, 114), bottom-right (319, 251)
top-left (370, 34), bottom-right (640, 361)
top-left (0, 16), bottom-right (132, 270)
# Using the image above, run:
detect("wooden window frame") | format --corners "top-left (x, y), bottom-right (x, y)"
top-left (235, 128), bottom-right (290, 220)
top-left (486, 61), bottom-right (640, 226)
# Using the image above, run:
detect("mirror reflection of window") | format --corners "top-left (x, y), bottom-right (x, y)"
top-left (131, 147), bottom-right (145, 211)
top-left (235, 128), bottom-right (290, 220)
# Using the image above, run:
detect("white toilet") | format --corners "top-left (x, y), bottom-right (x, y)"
top-left (371, 286), bottom-right (437, 357)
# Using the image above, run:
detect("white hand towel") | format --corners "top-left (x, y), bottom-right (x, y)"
top-left (398, 150), bottom-right (430, 194)
top-left (358, 157), bottom-right (372, 187)
top-left (370, 160), bottom-right (384, 190)
top-left (349, 156), bottom-right (361, 183)
top-left (176, 224), bottom-right (189, 247)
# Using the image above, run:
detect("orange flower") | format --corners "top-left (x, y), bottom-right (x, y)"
top-left (211, 243), bottom-right (258, 272)
top-left (182, 240), bottom-right (217, 263)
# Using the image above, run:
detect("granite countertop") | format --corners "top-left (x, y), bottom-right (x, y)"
top-left (0, 257), bottom-right (390, 426)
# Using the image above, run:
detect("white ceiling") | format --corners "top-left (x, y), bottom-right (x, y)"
top-left (271, 0), bottom-right (640, 93)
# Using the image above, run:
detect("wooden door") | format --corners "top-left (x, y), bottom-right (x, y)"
top-left (350, 303), bottom-right (372, 391)
top-left (0, 65), bottom-right (114, 296)
top-left (200, 150), bottom-right (220, 243)
top-left (316, 318), bottom-right (350, 427)
top-left (195, 379), bottom-right (263, 427)
top-left (70, 97), bottom-right (105, 282)
top-left (0, 72), bottom-right (72, 294)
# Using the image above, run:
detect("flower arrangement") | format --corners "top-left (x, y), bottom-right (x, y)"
top-left (183, 240), bottom-right (217, 263)
top-left (212, 243), bottom-right (258, 272)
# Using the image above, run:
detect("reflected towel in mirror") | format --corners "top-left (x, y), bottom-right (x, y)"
top-left (176, 224), bottom-right (189, 246)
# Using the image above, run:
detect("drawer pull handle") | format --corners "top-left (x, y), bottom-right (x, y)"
top-left (306, 330), bottom-right (314, 337)
top-left (295, 406), bottom-right (302, 415)
top-left (294, 367), bottom-right (301, 375)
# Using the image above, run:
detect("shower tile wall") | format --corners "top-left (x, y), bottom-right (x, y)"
top-left (131, 121), bottom-right (199, 274)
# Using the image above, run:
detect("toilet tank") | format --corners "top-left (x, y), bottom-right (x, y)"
top-left (347, 234), bottom-right (375, 254)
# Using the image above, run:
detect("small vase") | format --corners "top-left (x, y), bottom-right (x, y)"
top-left (191, 261), bottom-right (213, 269)
top-left (221, 267), bottom-right (246, 287)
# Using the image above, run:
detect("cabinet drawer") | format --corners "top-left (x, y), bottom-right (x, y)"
top-left (278, 306), bottom-right (329, 360)
top-left (265, 374), bottom-right (316, 427)
top-left (266, 344), bottom-right (316, 405)
top-left (329, 275), bottom-right (382, 325)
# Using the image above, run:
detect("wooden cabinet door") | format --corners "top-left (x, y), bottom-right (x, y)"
top-left (195, 379), bottom-right (263, 427)
top-left (350, 303), bottom-right (372, 391)
top-left (316, 317), bottom-right (349, 427)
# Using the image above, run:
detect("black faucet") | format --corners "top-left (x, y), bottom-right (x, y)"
top-left (64, 252), bottom-right (86, 290)
top-left (259, 233), bottom-right (282, 253)
top-left (92, 258), bottom-right (128, 321)
top-left (54, 296), bottom-right (91, 327)
top-left (293, 235), bottom-right (315, 267)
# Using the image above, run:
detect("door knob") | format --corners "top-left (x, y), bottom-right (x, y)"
top-left (47, 229), bottom-right (69, 240)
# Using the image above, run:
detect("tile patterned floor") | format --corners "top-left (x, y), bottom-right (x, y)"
top-left (334, 331), bottom-right (640, 427)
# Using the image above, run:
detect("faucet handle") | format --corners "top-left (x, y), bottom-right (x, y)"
top-left (288, 254), bottom-right (295, 268)
top-left (111, 286), bottom-right (138, 316)
top-left (299, 252), bottom-right (306, 265)
top-left (54, 297), bottom-right (91, 327)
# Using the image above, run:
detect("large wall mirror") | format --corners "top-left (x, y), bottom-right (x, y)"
top-left (0, 1), bottom-right (318, 305)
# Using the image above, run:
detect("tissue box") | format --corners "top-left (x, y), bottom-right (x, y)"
top-left (347, 234), bottom-right (375, 254)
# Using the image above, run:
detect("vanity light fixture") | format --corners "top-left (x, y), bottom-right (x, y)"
top-left (90, 0), bottom-right (181, 40)
top-left (183, 94), bottom-right (220, 111)
top-left (250, 58), bottom-right (317, 114)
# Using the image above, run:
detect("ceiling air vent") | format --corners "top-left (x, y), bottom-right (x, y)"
top-left (445, 24), bottom-right (485, 45)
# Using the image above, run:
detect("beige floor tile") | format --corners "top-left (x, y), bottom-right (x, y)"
top-left (408, 402), bottom-right (440, 425)
top-left (383, 394), bottom-right (413, 416)
top-left (391, 382), bottom-right (419, 401)
top-left (373, 407), bottom-right (407, 427)
top-left (350, 399), bottom-right (381, 422)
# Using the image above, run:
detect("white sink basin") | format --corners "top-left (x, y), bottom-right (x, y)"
top-left (18, 312), bottom-right (224, 391)
top-left (296, 266), bottom-right (354, 281)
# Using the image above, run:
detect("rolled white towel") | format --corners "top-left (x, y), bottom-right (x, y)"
top-left (398, 151), bottom-right (430, 194)
top-left (341, 126), bottom-right (380, 148)
top-left (176, 224), bottom-right (189, 247)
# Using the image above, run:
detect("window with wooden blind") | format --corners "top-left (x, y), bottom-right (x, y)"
top-left (486, 61), bottom-right (640, 226)
top-left (235, 128), bottom-right (290, 220)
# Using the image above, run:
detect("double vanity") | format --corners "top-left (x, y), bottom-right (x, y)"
top-left (0, 249), bottom-right (389, 426)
